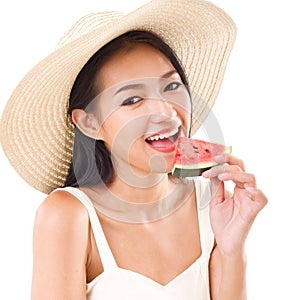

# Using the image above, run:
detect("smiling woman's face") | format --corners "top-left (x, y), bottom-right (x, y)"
top-left (92, 43), bottom-right (191, 177)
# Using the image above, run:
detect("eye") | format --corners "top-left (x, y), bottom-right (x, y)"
top-left (164, 82), bottom-right (182, 92)
top-left (121, 96), bottom-right (143, 106)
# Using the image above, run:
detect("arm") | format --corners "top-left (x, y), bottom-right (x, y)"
top-left (203, 154), bottom-right (268, 300)
top-left (209, 245), bottom-right (247, 300)
top-left (31, 190), bottom-right (90, 300)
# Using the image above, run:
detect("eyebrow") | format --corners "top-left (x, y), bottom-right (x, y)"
top-left (161, 70), bottom-right (178, 79)
top-left (114, 70), bottom-right (179, 95)
top-left (114, 83), bottom-right (144, 95)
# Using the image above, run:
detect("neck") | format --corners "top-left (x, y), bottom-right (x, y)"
top-left (107, 172), bottom-right (171, 204)
top-left (107, 154), bottom-right (174, 203)
top-left (82, 157), bottom-right (195, 223)
top-left (84, 176), bottom-right (194, 223)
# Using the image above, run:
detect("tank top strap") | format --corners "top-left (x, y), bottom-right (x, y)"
top-left (55, 187), bottom-right (118, 271)
top-left (193, 178), bottom-right (215, 255)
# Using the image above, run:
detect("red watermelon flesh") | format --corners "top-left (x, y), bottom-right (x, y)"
top-left (172, 137), bottom-right (232, 177)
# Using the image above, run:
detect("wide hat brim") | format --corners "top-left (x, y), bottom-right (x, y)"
top-left (0, 0), bottom-right (236, 194)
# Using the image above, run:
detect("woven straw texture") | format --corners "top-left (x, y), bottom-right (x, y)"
top-left (0, 0), bottom-right (236, 194)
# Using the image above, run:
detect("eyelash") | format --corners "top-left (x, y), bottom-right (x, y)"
top-left (121, 82), bottom-right (182, 106)
top-left (121, 96), bottom-right (142, 106)
top-left (163, 81), bottom-right (182, 92)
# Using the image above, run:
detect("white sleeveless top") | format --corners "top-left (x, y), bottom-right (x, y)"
top-left (59, 179), bottom-right (214, 299)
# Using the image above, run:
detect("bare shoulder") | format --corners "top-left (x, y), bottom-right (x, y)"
top-left (33, 188), bottom-right (90, 255)
top-left (35, 189), bottom-right (89, 226)
top-left (31, 189), bottom-right (89, 299)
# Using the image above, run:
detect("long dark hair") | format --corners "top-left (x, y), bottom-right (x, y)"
top-left (64, 30), bottom-right (191, 187)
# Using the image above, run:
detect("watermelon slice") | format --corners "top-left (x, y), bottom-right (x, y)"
top-left (172, 137), bottom-right (232, 177)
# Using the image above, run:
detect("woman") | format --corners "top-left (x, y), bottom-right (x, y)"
top-left (0, 1), bottom-right (267, 299)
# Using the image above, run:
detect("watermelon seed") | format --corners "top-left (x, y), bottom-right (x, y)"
top-left (205, 149), bottom-right (210, 153)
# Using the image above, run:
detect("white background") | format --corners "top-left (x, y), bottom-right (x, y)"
top-left (0, 0), bottom-right (299, 299)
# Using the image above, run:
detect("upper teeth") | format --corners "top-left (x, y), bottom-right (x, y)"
top-left (147, 127), bottom-right (178, 141)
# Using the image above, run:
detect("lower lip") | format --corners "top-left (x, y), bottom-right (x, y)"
top-left (146, 140), bottom-right (176, 153)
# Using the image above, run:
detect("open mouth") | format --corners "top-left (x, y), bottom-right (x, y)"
top-left (145, 127), bottom-right (180, 153)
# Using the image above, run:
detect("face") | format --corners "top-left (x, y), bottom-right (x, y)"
top-left (91, 43), bottom-right (191, 178)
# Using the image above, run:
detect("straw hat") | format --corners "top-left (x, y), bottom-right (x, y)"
top-left (0, 0), bottom-right (236, 194)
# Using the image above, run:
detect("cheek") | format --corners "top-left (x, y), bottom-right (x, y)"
top-left (165, 92), bottom-right (191, 135)
top-left (99, 112), bottom-right (149, 153)
top-left (174, 104), bottom-right (191, 136)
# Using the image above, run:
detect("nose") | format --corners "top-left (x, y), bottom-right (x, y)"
top-left (149, 99), bottom-right (177, 123)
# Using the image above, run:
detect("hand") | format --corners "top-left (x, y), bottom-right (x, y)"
top-left (202, 154), bottom-right (268, 257)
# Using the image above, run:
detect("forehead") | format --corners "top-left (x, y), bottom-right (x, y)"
top-left (96, 43), bottom-right (176, 92)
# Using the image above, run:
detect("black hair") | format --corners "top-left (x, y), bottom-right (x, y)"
top-left (64, 30), bottom-right (191, 188)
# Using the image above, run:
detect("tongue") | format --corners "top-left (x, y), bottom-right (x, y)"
top-left (149, 138), bottom-right (174, 148)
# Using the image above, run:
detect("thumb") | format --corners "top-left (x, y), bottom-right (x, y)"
top-left (210, 177), bottom-right (225, 205)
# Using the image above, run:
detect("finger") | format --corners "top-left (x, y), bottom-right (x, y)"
top-left (218, 171), bottom-right (256, 189)
top-left (202, 164), bottom-right (242, 178)
top-left (245, 187), bottom-right (268, 206)
top-left (210, 176), bottom-right (225, 205)
top-left (213, 154), bottom-right (246, 171)
top-left (245, 187), bottom-right (268, 219)
top-left (225, 189), bottom-right (233, 198)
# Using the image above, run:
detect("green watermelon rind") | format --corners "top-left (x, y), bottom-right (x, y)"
top-left (171, 145), bottom-right (232, 178)
top-left (172, 165), bottom-right (216, 177)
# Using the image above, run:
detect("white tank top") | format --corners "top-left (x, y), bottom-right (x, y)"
top-left (60, 179), bottom-right (214, 299)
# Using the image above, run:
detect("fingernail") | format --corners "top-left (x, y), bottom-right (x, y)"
top-left (202, 170), bottom-right (211, 177)
top-left (245, 186), bottom-right (257, 193)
